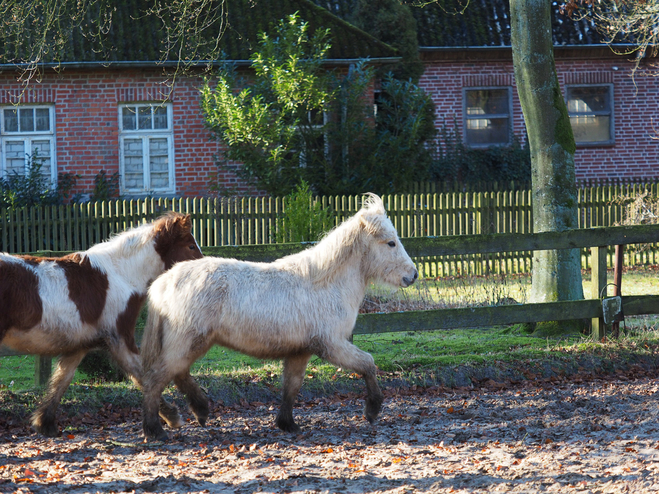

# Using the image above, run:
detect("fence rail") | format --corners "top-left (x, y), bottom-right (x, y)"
top-left (5, 223), bottom-right (659, 386)
top-left (1, 182), bottom-right (658, 277)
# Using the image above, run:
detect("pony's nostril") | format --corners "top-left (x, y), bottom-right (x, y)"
top-left (402, 273), bottom-right (417, 286)
top-left (413, 270), bottom-right (418, 281)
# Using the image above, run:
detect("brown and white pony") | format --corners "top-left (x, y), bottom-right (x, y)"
top-left (0, 212), bottom-right (203, 437)
top-left (140, 194), bottom-right (418, 441)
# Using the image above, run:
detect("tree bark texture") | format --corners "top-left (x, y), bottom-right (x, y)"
top-left (510, 0), bottom-right (585, 304)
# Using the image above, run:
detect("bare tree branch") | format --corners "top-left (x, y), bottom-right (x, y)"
top-left (563, 0), bottom-right (659, 75)
top-left (0, 0), bottom-right (227, 97)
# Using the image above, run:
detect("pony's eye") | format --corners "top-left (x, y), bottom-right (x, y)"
top-left (189, 245), bottom-right (197, 250)
top-left (387, 241), bottom-right (396, 247)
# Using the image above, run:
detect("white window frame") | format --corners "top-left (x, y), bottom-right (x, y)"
top-left (566, 84), bottom-right (614, 146)
top-left (462, 87), bottom-right (513, 148)
top-left (118, 103), bottom-right (175, 195)
top-left (0, 105), bottom-right (57, 183)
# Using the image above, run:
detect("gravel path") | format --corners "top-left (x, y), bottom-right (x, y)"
top-left (2, 374), bottom-right (659, 493)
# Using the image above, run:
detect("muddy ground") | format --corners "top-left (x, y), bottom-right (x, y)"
top-left (1, 371), bottom-right (659, 493)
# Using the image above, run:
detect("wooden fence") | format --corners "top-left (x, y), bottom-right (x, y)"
top-left (4, 223), bottom-right (659, 386)
top-left (1, 181), bottom-right (658, 276)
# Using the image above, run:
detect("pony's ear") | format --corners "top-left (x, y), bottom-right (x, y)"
top-left (358, 209), bottom-right (386, 237)
top-left (174, 213), bottom-right (192, 233)
top-left (358, 193), bottom-right (387, 236)
top-left (154, 212), bottom-right (192, 241)
top-left (361, 193), bottom-right (386, 216)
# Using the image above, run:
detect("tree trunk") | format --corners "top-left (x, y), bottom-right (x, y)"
top-left (510, 0), bottom-right (585, 312)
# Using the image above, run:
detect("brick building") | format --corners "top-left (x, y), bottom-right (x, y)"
top-left (0, 0), bottom-right (396, 198)
top-left (1, 0), bottom-right (657, 198)
top-left (411, 1), bottom-right (659, 183)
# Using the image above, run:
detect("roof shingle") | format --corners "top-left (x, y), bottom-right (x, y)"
top-left (0, 0), bottom-right (397, 65)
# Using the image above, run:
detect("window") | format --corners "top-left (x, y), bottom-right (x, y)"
top-left (298, 109), bottom-right (329, 167)
top-left (566, 85), bottom-right (614, 145)
top-left (119, 103), bottom-right (174, 194)
top-left (463, 88), bottom-right (512, 147)
top-left (0, 105), bottom-right (56, 182)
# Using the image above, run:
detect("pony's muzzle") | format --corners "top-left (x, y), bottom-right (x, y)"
top-left (402, 269), bottom-right (418, 287)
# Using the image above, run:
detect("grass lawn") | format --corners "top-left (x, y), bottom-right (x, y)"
top-left (2, 265), bottom-right (659, 395)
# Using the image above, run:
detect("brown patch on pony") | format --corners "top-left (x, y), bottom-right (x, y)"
top-left (152, 212), bottom-right (203, 269)
top-left (0, 260), bottom-right (43, 338)
top-left (16, 254), bottom-right (109, 325)
top-left (59, 253), bottom-right (109, 325)
top-left (116, 292), bottom-right (146, 354)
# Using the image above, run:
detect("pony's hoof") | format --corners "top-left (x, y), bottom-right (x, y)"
top-left (190, 403), bottom-right (209, 427)
top-left (364, 398), bottom-right (383, 424)
top-left (158, 400), bottom-right (183, 429)
top-left (275, 416), bottom-right (301, 434)
top-left (31, 414), bottom-right (60, 438)
top-left (144, 421), bottom-right (170, 442)
top-left (33, 421), bottom-right (60, 438)
top-left (144, 428), bottom-right (169, 443)
top-left (163, 415), bottom-right (184, 429)
top-left (159, 409), bottom-right (183, 429)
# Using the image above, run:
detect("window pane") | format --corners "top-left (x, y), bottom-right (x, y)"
top-left (153, 106), bottom-right (168, 129)
top-left (4, 109), bottom-right (18, 132)
top-left (466, 89), bottom-right (509, 116)
top-left (31, 140), bottom-right (52, 179)
top-left (568, 87), bottom-right (610, 113)
top-left (19, 108), bottom-right (34, 132)
top-left (466, 118), bottom-right (509, 145)
top-left (35, 108), bottom-right (50, 132)
top-left (138, 106), bottom-right (152, 130)
top-left (5, 140), bottom-right (26, 175)
top-left (149, 138), bottom-right (169, 188)
top-left (122, 107), bottom-right (137, 130)
top-left (570, 115), bottom-right (611, 143)
top-left (123, 138), bottom-right (144, 189)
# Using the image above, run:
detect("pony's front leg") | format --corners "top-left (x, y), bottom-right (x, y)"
top-left (324, 339), bottom-right (383, 425)
top-left (31, 350), bottom-right (87, 437)
top-left (276, 353), bottom-right (312, 433)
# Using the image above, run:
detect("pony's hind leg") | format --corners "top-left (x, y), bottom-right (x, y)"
top-left (142, 369), bottom-right (174, 442)
top-left (32, 350), bottom-right (87, 437)
top-left (275, 353), bottom-right (312, 433)
top-left (107, 339), bottom-right (182, 429)
top-left (173, 371), bottom-right (209, 426)
top-left (323, 340), bottom-right (383, 425)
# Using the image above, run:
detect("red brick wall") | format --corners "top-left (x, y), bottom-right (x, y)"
top-left (419, 55), bottom-right (659, 183)
top-left (0, 68), bottom-right (254, 197)
top-left (3, 56), bottom-right (655, 199)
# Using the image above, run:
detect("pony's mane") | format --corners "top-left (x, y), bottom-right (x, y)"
top-left (86, 212), bottom-right (190, 258)
top-left (280, 193), bottom-right (389, 284)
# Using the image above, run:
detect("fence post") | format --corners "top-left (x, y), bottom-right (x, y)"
top-left (34, 356), bottom-right (52, 387)
top-left (611, 244), bottom-right (624, 338)
top-left (591, 246), bottom-right (608, 341)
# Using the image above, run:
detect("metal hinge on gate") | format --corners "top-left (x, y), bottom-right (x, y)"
top-left (600, 284), bottom-right (624, 326)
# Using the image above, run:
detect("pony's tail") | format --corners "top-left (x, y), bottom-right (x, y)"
top-left (140, 298), bottom-right (165, 370)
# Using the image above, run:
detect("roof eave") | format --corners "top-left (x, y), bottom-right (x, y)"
top-left (0, 57), bottom-right (402, 72)
top-left (419, 43), bottom-right (651, 62)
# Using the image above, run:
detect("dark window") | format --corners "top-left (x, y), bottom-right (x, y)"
top-left (463, 88), bottom-right (512, 147)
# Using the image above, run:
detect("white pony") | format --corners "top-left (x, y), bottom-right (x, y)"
top-left (140, 194), bottom-right (418, 441)
top-left (0, 212), bottom-right (203, 436)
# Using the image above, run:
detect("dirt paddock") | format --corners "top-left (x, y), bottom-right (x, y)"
top-left (1, 374), bottom-right (659, 493)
